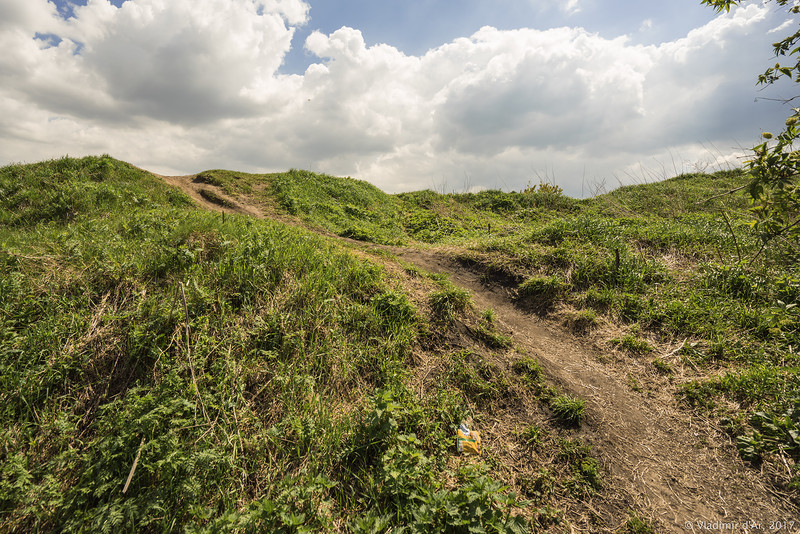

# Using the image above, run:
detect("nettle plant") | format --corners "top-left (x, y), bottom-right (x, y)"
top-left (703, 1), bottom-right (800, 255)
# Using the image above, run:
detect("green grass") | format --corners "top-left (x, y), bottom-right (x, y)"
top-left (0, 157), bottom-right (536, 532)
top-left (549, 394), bottom-right (587, 427)
top-left (2, 157), bottom-right (799, 528)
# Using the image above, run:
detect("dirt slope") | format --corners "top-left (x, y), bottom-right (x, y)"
top-left (159, 173), bottom-right (799, 532)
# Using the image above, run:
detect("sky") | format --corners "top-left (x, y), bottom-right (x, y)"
top-left (0, 0), bottom-right (797, 196)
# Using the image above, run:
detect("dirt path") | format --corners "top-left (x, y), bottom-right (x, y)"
top-left (397, 249), bottom-right (798, 532)
top-left (159, 174), bottom-right (799, 532)
top-left (159, 174), bottom-right (265, 219)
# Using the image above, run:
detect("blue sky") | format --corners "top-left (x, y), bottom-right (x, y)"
top-left (1, 0), bottom-right (795, 195)
top-left (283, 0), bottom-right (720, 72)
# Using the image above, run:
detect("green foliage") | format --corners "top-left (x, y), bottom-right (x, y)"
top-left (476, 309), bottom-right (513, 349)
top-left (702, 0), bottom-right (800, 249)
top-left (549, 394), bottom-right (586, 427)
top-left (5, 154), bottom-right (800, 526)
top-left (625, 512), bottom-right (656, 534)
top-left (518, 275), bottom-right (568, 309)
top-left (556, 438), bottom-right (602, 496)
top-left (512, 358), bottom-right (544, 390)
top-left (561, 308), bottom-right (598, 335)
top-left (429, 283), bottom-right (472, 321)
top-left (652, 357), bottom-right (673, 375)
top-left (589, 170), bottom-right (751, 218)
top-left (270, 168), bottom-right (406, 244)
top-left (338, 389), bottom-right (529, 533)
top-left (611, 334), bottom-right (653, 354)
top-left (0, 155), bottom-right (191, 227)
top-left (737, 399), bottom-right (800, 463)
top-left (372, 290), bottom-right (418, 331)
top-left (444, 351), bottom-right (510, 406)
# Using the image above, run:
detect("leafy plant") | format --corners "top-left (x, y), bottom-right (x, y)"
top-left (702, 0), bottom-right (800, 252)
top-left (737, 399), bottom-right (800, 462)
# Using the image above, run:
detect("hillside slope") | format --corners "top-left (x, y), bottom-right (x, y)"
top-left (1, 156), bottom-right (798, 532)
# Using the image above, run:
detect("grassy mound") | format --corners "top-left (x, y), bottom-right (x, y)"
top-left (2, 157), bottom-right (798, 531)
top-left (0, 157), bottom-right (543, 532)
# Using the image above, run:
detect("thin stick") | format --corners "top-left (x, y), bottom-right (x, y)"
top-left (721, 211), bottom-right (743, 264)
top-left (695, 184), bottom-right (749, 204)
top-left (122, 437), bottom-right (146, 494)
top-left (181, 282), bottom-right (210, 423)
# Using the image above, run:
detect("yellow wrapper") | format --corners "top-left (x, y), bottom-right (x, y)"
top-left (457, 427), bottom-right (481, 455)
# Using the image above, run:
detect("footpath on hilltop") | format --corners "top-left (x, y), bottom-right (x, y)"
top-left (1, 157), bottom-right (796, 533)
top-left (159, 169), bottom-right (799, 530)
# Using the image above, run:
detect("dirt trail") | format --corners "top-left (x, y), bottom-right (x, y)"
top-left (159, 174), bottom-right (798, 532)
top-left (159, 174), bottom-right (265, 219)
top-left (398, 249), bottom-right (798, 531)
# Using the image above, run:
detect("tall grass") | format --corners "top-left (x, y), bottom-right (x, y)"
top-left (0, 157), bottom-right (533, 532)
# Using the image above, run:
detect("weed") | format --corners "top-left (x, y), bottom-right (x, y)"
top-left (372, 290), bottom-right (417, 331)
top-left (476, 326), bottom-right (513, 349)
top-left (652, 357), bottom-right (673, 375)
top-left (627, 374), bottom-right (643, 392)
top-left (625, 512), bottom-right (657, 534)
top-left (556, 437), bottom-right (602, 496)
top-left (3, 157), bottom-right (798, 525)
top-left (611, 334), bottom-right (653, 354)
top-left (519, 424), bottom-right (546, 448)
top-left (737, 399), bottom-right (800, 463)
top-left (563, 308), bottom-right (598, 334)
top-left (270, 168), bottom-right (406, 245)
top-left (476, 310), bottom-right (513, 349)
top-left (532, 505), bottom-right (564, 528)
top-left (198, 188), bottom-right (236, 208)
top-left (518, 467), bottom-right (557, 503)
top-left (444, 351), bottom-right (510, 406)
top-left (512, 358), bottom-right (544, 389)
top-left (429, 285), bottom-right (472, 321)
top-left (550, 394), bottom-right (587, 427)
top-left (518, 275), bottom-right (568, 309)
top-left (565, 456), bottom-right (603, 497)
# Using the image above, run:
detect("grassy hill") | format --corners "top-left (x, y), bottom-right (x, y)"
top-left (0, 156), bottom-right (798, 532)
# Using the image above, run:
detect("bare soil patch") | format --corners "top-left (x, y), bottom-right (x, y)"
top-left (159, 174), bottom-right (264, 218)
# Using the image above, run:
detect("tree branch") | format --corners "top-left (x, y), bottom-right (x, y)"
top-left (695, 184), bottom-right (749, 205)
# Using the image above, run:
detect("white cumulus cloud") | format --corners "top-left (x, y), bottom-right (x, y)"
top-left (0, 0), bottom-right (791, 195)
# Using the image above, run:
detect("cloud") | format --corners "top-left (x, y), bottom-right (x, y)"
top-left (0, 1), bottom-right (789, 196)
top-left (564, 0), bottom-right (581, 15)
top-left (1, 0), bottom-right (307, 125)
